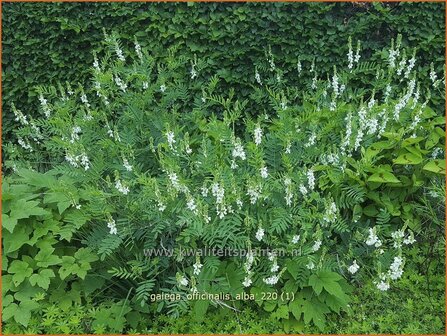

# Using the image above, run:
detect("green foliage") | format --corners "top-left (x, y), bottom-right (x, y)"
top-left (2, 3), bottom-right (445, 333)
top-left (4, 29), bottom-right (445, 332)
top-left (4, 268), bottom-right (444, 334)
top-left (2, 2), bottom-right (445, 142)
top-left (1, 170), bottom-right (101, 327)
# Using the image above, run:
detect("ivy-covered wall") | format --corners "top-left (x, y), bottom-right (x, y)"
top-left (2, 2), bottom-right (445, 140)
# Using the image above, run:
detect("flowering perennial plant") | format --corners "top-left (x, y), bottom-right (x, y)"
top-left (5, 32), bottom-right (445, 330)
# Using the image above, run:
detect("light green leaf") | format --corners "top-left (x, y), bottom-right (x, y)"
top-left (9, 199), bottom-right (50, 220)
top-left (35, 247), bottom-right (61, 268)
top-left (29, 269), bottom-right (55, 289)
top-left (74, 248), bottom-right (99, 263)
top-left (2, 302), bottom-right (18, 322)
top-left (14, 300), bottom-right (40, 326)
top-left (368, 172), bottom-right (400, 183)
top-left (423, 159), bottom-right (446, 175)
top-left (393, 152), bottom-right (423, 165)
top-left (8, 260), bottom-right (33, 287)
top-left (3, 226), bottom-right (31, 254)
top-left (2, 213), bottom-right (18, 233)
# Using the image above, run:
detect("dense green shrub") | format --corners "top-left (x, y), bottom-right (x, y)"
top-left (2, 170), bottom-right (102, 327)
top-left (2, 2), bottom-right (445, 142)
top-left (4, 31), bottom-right (445, 332)
top-left (3, 271), bottom-right (445, 334)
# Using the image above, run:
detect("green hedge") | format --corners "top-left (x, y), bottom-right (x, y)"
top-left (2, 2), bottom-right (445, 140)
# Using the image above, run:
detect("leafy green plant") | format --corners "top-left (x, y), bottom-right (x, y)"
top-left (2, 170), bottom-right (102, 327)
top-left (4, 30), bottom-right (444, 332)
top-left (2, 2), bottom-right (445, 143)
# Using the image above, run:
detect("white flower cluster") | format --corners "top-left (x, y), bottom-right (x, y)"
top-left (70, 126), bottom-right (82, 144)
top-left (193, 260), bottom-right (203, 275)
top-left (168, 172), bottom-right (187, 193)
top-left (431, 147), bottom-right (443, 159)
top-left (299, 184), bottom-right (308, 196)
top-left (211, 182), bottom-right (229, 219)
top-left (388, 36), bottom-right (401, 69)
top-left (329, 100), bottom-right (336, 112)
top-left (306, 260), bottom-right (315, 270)
top-left (107, 126), bottom-right (120, 142)
top-left (311, 239), bottom-right (322, 252)
top-left (243, 250), bottom-right (254, 287)
top-left (253, 125), bottom-right (263, 146)
top-left (285, 141), bottom-right (292, 154)
top-left (291, 234), bottom-right (300, 244)
top-left (323, 201), bottom-right (337, 224)
top-left (190, 63), bottom-right (198, 80)
top-left (65, 152), bottom-right (90, 170)
top-left (320, 152), bottom-right (341, 169)
top-left (396, 51), bottom-right (407, 77)
top-left (247, 184), bottom-right (263, 204)
top-left (255, 69), bottom-right (262, 85)
top-left (268, 252), bottom-right (279, 273)
top-left (94, 81), bottom-right (110, 106)
top-left (260, 166), bottom-right (268, 179)
top-left (304, 132), bottom-right (316, 148)
top-left (263, 250), bottom-right (282, 285)
top-left (311, 72), bottom-right (318, 90)
top-left (404, 50), bottom-right (416, 78)
top-left (178, 275), bottom-right (188, 287)
top-left (114, 75), bottom-right (127, 93)
top-left (166, 131), bottom-right (176, 150)
top-left (391, 229), bottom-right (416, 248)
top-left (429, 62), bottom-right (440, 88)
top-left (377, 109), bottom-right (389, 138)
top-left (354, 40), bottom-right (361, 63)
top-left (332, 68), bottom-right (339, 98)
top-left (383, 84), bottom-right (392, 102)
top-left (18, 137), bottom-right (33, 152)
top-left (153, 190), bottom-right (166, 212)
top-left (365, 227), bottom-right (382, 248)
top-left (307, 168), bottom-right (315, 191)
top-left (347, 37), bottom-right (354, 70)
top-left (12, 104), bottom-right (28, 125)
top-left (123, 157), bottom-right (133, 172)
top-left (263, 275), bottom-right (279, 285)
top-left (107, 218), bottom-right (117, 235)
top-left (388, 256), bottom-right (404, 280)
top-left (39, 93), bottom-right (51, 118)
top-left (255, 227), bottom-right (265, 241)
top-left (115, 179), bottom-right (129, 195)
top-left (232, 138), bottom-right (246, 161)
top-left (236, 198), bottom-right (243, 209)
top-left (80, 92), bottom-right (91, 109)
top-left (93, 54), bottom-right (100, 71)
top-left (348, 260), bottom-right (360, 274)
top-left (393, 79), bottom-right (416, 121)
top-left (375, 274), bottom-right (390, 291)
top-left (284, 177), bottom-right (294, 206)
top-left (187, 197), bottom-right (198, 215)
top-left (211, 182), bottom-right (224, 203)
top-left (29, 121), bottom-right (44, 144)
top-left (134, 40), bottom-right (143, 60)
top-left (158, 201), bottom-right (166, 212)
top-left (114, 41), bottom-right (125, 62)
top-left (341, 112), bottom-right (353, 155)
top-left (201, 185), bottom-right (209, 197)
